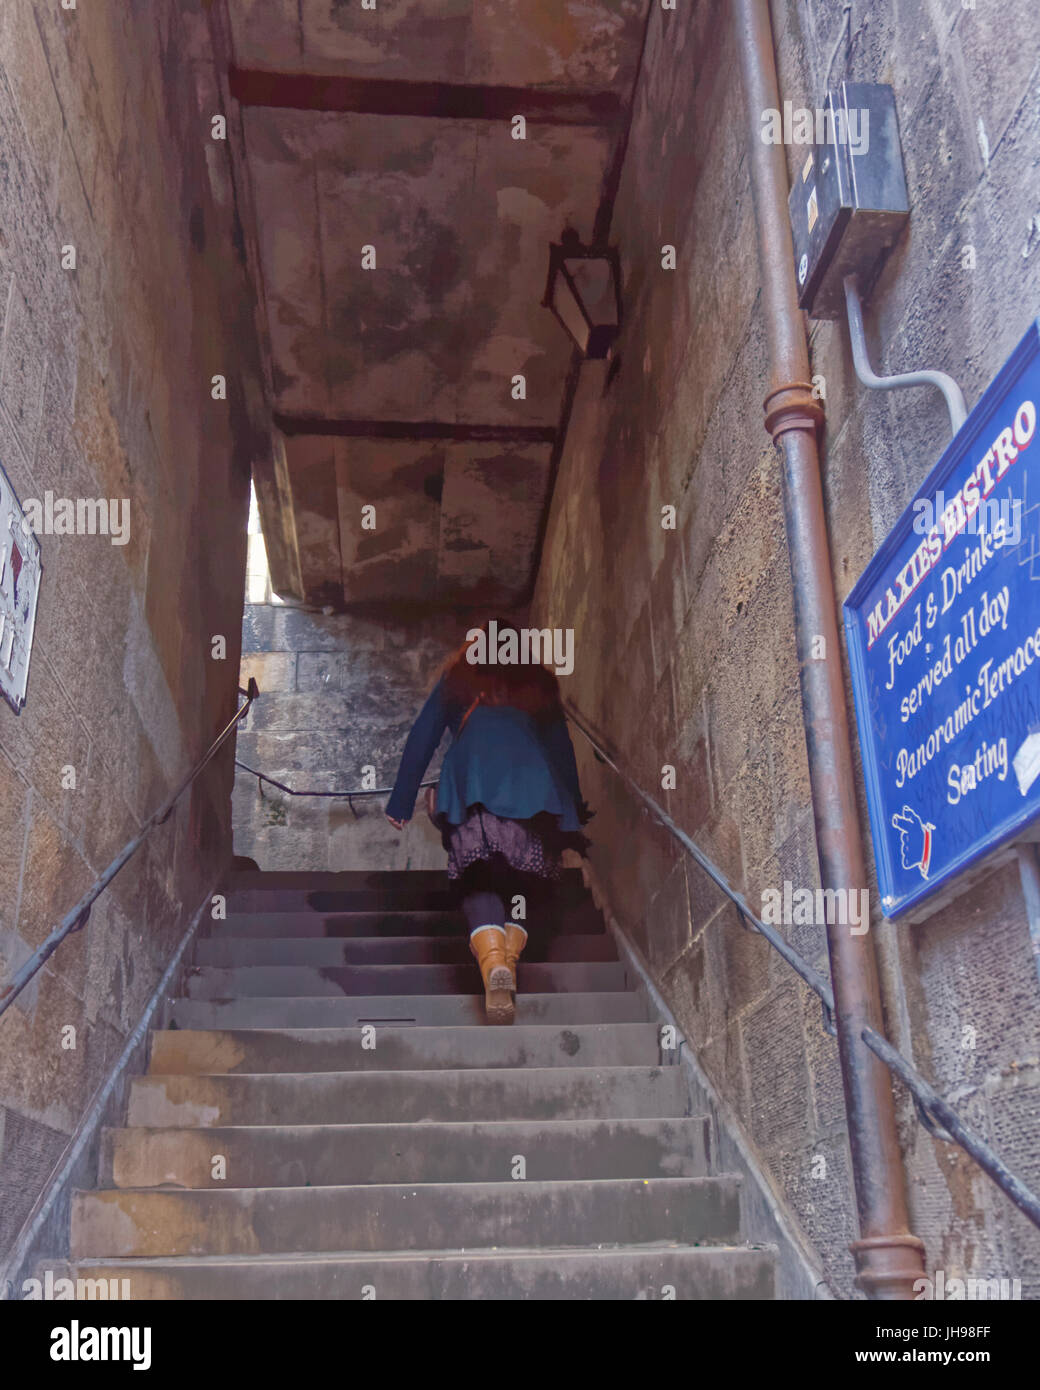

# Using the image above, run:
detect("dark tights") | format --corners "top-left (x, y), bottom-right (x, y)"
top-left (461, 890), bottom-right (505, 934)
top-left (456, 858), bottom-right (549, 937)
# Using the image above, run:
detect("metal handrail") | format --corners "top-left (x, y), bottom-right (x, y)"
top-left (562, 700), bottom-right (1040, 1232)
top-left (236, 759), bottom-right (436, 818)
top-left (0, 679), bottom-right (261, 1021)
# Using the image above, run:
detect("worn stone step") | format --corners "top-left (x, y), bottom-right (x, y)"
top-left (182, 961), bottom-right (630, 999)
top-left (207, 900), bottom-right (605, 938)
top-left (225, 885), bottom-right (590, 915)
top-left (209, 910), bottom-right (467, 939)
top-left (227, 869), bottom-right (585, 893)
top-left (193, 933), bottom-right (618, 967)
top-left (227, 879), bottom-right (590, 917)
top-left (169, 991), bottom-right (649, 1029)
top-left (148, 1023), bottom-right (665, 1074)
top-left (101, 1117), bottom-right (712, 1188)
top-left (54, 1244), bottom-right (775, 1299)
top-left (70, 1176), bottom-right (742, 1258)
top-left (126, 1065), bottom-right (688, 1127)
top-left (228, 887), bottom-right (459, 913)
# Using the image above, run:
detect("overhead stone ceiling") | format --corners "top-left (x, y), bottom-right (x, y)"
top-left (225, 0), bottom-right (647, 609)
top-left (229, 0), bottom-right (644, 86)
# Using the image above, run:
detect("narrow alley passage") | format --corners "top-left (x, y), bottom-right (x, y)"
top-left (0, 0), bottom-right (1039, 1348)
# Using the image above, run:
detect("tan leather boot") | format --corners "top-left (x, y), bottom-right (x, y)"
top-left (469, 926), bottom-right (514, 1025)
top-left (503, 923), bottom-right (528, 994)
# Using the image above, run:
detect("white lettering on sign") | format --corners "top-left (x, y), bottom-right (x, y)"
top-left (865, 398), bottom-right (1036, 649)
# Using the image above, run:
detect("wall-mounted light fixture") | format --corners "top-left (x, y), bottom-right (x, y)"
top-left (542, 229), bottom-right (621, 360)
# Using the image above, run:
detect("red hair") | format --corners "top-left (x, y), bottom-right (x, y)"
top-left (441, 618), bottom-right (562, 720)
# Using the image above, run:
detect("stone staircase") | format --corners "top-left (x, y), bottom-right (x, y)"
top-left (60, 869), bottom-right (776, 1298)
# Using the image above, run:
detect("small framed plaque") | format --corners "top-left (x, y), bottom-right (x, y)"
top-left (0, 461), bottom-right (42, 713)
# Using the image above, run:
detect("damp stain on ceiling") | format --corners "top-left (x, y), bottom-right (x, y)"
top-left (227, 0), bottom-right (647, 609)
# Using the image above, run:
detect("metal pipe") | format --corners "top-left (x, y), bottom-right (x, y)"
top-left (733, 0), bottom-right (927, 1298)
top-left (844, 276), bottom-right (968, 434)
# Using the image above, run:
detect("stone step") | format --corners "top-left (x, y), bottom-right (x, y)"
top-left (70, 1176), bottom-right (742, 1258)
top-left (101, 1116), bottom-right (713, 1187)
top-left (181, 961), bottom-right (630, 999)
top-left (53, 855), bottom-right (772, 1300)
top-left (54, 1244), bottom-right (775, 1299)
top-left (148, 1023), bottom-right (665, 1074)
top-left (208, 910), bottom-right (468, 939)
top-left (207, 900), bottom-right (605, 938)
top-left (169, 991), bottom-right (650, 1029)
top-left (227, 869), bottom-right (585, 892)
top-left (223, 884), bottom-right (589, 917)
top-left (193, 933), bottom-right (618, 966)
top-left (126, 1065), bottom-right (688, 1127)
top-left (226, 880), bottom-right (590, 917)
top-left (228, 888), bottom-right (460, 913)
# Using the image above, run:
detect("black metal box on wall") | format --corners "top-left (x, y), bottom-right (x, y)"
top-left (788, 82), bottom-right (909, 320)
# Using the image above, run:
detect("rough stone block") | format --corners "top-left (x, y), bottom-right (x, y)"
top-left (742, 982), bottom-right (813, 1153)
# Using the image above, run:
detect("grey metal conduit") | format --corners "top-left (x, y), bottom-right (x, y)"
top-left (0, 679), bottom-right (261, 1022)
top-left (563, 699), bottom-right (1040, 1234)
top-left (843, 275), bottom-right (969, 433)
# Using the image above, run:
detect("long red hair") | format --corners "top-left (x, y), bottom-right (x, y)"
top-left (441, 618), bottom-right (562, 721)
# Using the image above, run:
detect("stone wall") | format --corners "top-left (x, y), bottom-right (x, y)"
top-left (0, 2), bottom-right (260, 1264)
top-left (234, 604), bottom-right (481, 871)
top-left (532, 0), bottom-right (1040, 1297)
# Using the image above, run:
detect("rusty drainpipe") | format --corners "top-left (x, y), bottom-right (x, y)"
top-left (733, 0), bottom-right (927, 1299)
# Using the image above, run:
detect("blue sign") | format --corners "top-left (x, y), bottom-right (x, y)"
top-left (844, 319), bottom-right (1040, 917)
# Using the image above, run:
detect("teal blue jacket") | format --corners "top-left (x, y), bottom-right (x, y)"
top-left (386, 677), bottom-right (586, 830)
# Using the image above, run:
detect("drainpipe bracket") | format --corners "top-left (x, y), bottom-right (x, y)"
top-left (763, 382), bottom-right (825, 440)
top-left (849, 1232), bottom-right (928, 1299)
